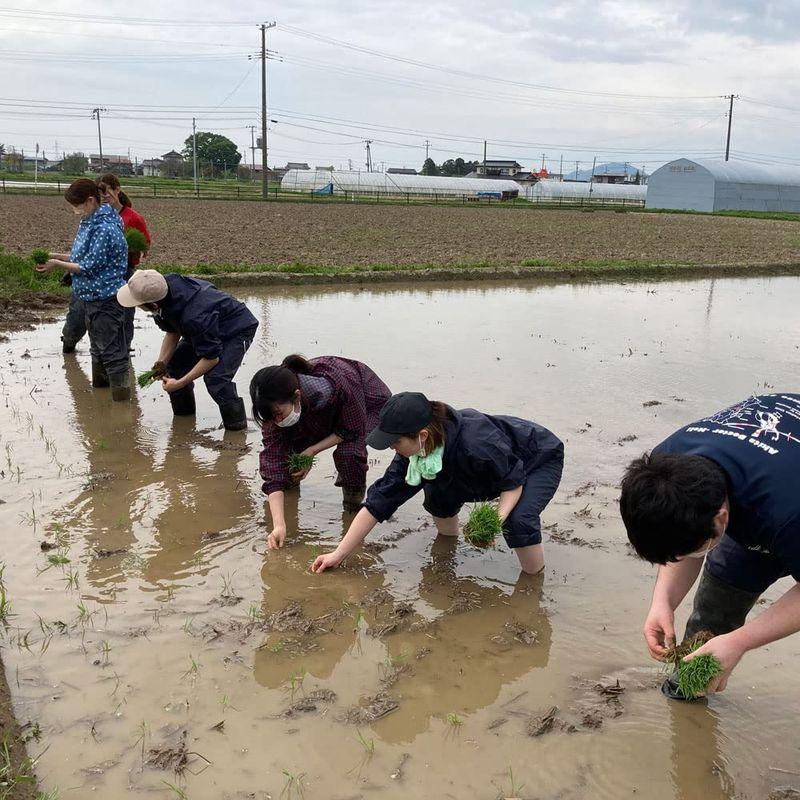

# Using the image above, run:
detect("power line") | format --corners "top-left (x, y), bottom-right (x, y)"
top-left (0, 7), bottom-right (259, 27)
top-left (277, 23), bottom-right (722, 101)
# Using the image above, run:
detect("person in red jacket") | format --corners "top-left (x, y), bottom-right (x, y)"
top-left (60, 173), bottom-right (152, 352)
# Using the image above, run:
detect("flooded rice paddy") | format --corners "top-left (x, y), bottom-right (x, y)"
top-left (0, 276), bottom-right (798, 800)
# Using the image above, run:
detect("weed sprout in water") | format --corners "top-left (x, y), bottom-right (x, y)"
top-left (464, 503), bottom-right (502, 548)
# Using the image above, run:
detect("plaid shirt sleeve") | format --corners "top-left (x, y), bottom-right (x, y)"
top-left (259, 422), bottom-right (291, 495)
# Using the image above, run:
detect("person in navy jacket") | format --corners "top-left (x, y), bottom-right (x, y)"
top-left (620, 393), bottom-right (800, 697)
top-left (117, 270), bottom-right (258, 430)
top-left (312, 392), bottom-right (564, 575)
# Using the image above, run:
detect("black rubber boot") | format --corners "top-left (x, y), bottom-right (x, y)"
top-left (110, 372), bottom-right (131, 403)
top-left (62, 338), bottom-right (77, 354)
top-left (342, 486), bottom-right (366, 512)
top-left (169, 386), bottom-right (196, 416)
top-left (91, 360), bottom-right (109, 388)
top-left (662, 569), bottom-right (760, 701)
top-left (219, 398), bottom-right (247, 431)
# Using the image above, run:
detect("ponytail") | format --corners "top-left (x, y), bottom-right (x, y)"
top-left (281, 354), bottom-right (314, 374)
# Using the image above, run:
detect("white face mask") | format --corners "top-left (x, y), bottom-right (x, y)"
top-left (685, 539), bottom-right (720, 559)
top-left (276, 406), bottom-right (301, 428)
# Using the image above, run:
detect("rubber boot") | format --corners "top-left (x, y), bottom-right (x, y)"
top-left (342, 486), bottom-right (366, 513)
top-left (110, 372), bottom-right (131, 403)
top-left (62, 337), bottom-right (77, 354)
top-left (169, 385), bottom-right (196, 416)
top-left (91, 360), bottom-right (109, 388)
top-left (662, 569), bottom-right (760, 701)
top-left (219, 398), bottom-right (247, 431)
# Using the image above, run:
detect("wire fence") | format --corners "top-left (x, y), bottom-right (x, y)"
top-left (0, 178), bottom-right (646, 209)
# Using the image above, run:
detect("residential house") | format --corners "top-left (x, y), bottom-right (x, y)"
top-left (90, 154), bottom-right (133, 174)
top-left (474, 159), bottom-right (522, 178)
top-left (140, 158), bottom-right (164, 177)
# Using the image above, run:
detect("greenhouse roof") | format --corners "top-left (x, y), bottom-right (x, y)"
top-left (658, 158), bottom-right (800, 188)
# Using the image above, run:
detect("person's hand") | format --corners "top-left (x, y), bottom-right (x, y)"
top-left (267, 525), bottom-right (287, 550)
top-left (36, 259), bottom-right (59, 273)
top-left (643, 601), bottom-right (676, 661)
top-left (311, 549), bottom-right (343, 574)
top-left (161, 377), bottom-right (185, 394)
top-left (290, 448), bottom-right (316, 482)
top-left (681, 632), bottom-right (745, 694)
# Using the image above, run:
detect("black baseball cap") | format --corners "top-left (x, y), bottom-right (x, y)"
top-left (367, 392), bottom-right (433, 450)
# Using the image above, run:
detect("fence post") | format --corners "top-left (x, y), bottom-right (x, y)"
top-left (153, 183), bottom-right (157, 198)
top-left (237, 186), bottom-right (240, 199)
top-left (1, 178), bottom-right (4, 193)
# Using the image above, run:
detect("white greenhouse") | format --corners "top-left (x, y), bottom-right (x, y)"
top-left (646, 158), bottom-right (800, 212)
top-left (280, 169), bottom-right (520, 200)
top-left (524, 180), bottom-right (646, 205)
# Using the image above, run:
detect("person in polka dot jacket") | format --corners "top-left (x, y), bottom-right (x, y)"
top-left (36, 178), bottom-right (131, 401)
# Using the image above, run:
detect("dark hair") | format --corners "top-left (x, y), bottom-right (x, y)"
top-left (64, 178), bottom-right (101, 205)
top-left (619, 452), bottom-right (727, 564)
top-left (97, 173), bottom-right (132, 208)
top-left (415, 401), bottom-right (449, 454)
top-left (249, 354), bottom-right (314, 426)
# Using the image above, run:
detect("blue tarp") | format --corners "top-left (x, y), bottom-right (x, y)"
top-left (313, 183), bottom-right (334, 195)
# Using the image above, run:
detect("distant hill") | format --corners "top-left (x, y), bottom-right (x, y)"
top-left (563, 161), bottom-right (644, 182)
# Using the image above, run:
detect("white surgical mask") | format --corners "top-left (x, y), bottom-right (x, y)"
top-left (276, 406), bottom-right (301, 428)
top-left (685, 539), bottom-right (720, 559)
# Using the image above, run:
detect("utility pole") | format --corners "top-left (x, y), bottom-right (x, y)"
top-left (92, 107), bottom-right (107, 171)
top-left (483, 140), bottom-right (487, 174)
top-left (364, 140), bottom-right (373, 172)
top-left (249, 125), bottom-right (256, 173)
top-left (192, 116), bottom-right (199, 197)
top-left (559, 154), bottom-right (563, 181)
top-left (589, 156), bottom-right (597, 198)
top-left (541, 153), bottom-right (546, 171)
top-left (260, 21), bottom-right (276, 199)
top-left (724, 93), bottom-right (738, 161)
top-left (574, 160), bottom-right (579, 181)
top-left (34, 142), bottom-right (39, 187)
top-left (424, 139), bottom-right (430, 161)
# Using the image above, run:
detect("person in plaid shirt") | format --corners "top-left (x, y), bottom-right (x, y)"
top-left (250, 354), bottom-right (391, 549)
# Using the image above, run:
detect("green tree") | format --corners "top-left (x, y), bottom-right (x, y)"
top-left (5, 149), bottom-right (23, 173)
top-left (421, 157), bottom-right (439, 176)
top-left (62, 153), bottom-right (89, 175)
top-left (183, 132), bottom-right (241, 178)
top-left (440, 157), bottom-right (478, 177)
top-left (236, 164), bottom-right (251, 182)
top-left (0, 143), bottom-right (5, 170)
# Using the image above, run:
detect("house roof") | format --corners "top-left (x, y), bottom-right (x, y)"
top-left (90, 154), bottom-right (131, 164)
top-left (482, 160), bottom-right (521, 167)
top-left (161, 150), bottom-right (183, 159)
top-left (285, 161), bottom-right (310, 169)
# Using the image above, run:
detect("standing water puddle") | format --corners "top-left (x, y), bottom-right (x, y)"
top-left (0, 277), bottom-right (798, 800)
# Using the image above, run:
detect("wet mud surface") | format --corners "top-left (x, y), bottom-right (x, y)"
top-left (0, 277), bottom-right (798, 799)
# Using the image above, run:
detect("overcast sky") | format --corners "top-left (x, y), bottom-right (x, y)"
top-left (3, 1), bottom-right (799, 174)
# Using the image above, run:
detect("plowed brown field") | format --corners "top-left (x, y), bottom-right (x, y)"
top-left (1, 195), bottom-right (799, 268)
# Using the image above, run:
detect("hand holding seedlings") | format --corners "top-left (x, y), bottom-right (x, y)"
top-left (679, 632), bottom-right (742, 695)
top-left (288, 451), bottom-right (315, 481)
top-left (137, 361), bottom-right (168, 389)
top-left (31, 249), bottom-right (51, 266)
top-left (463, 503), bottom-right (502, 548)
top-left (124, 227), bottom-right (150, 255)
top-left (161, 377), bottom-right (185, 394)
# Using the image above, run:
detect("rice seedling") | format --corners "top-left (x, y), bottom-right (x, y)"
top-left (0, 588), bottom-right (13, 625)
top-left (0, 736), bottom-right (41, 800)
top-left (182, 617), bottom-right (194, 635)
top-left (280, 769), bottom-right (306, 800)
top-left (220, 571), bottom-right (237, 597)
top-left (46, 553), bottom-right (70, 567)
top-left (98, 640), bottom-right (111, 664)
top-left (355, 729), bottom-right (375, 757)
top-left (663, 631), bottom-right (723, 699)
top-left (30, 249), bottom-right (50, 265)
top-left (464, 503), bottom-right (502, 548)
top-left (63, 568), bottom-right (79, 591)
top-left (498, 764), bottom-right (525, 800)
top-left (347, 730), bottom-right (375, 778)
top-left (286, 668), bottom-right (307, 702)
top-left (287, 452), bottom-right (315, 474)
top-left (136, 361), bottom-right (167, 389)
top-left (181, 655), bottom-right (201, 682)
top-left (124, 227), bottom-right (149, 255)
top-left (133, 720), bottom-right (149, 766)
top-left (445, 712), bottom-right (463, 728)
top-left (161, 780), bottom-right (188, 800)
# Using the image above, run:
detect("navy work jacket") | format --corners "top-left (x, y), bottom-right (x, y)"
top-left (365, 406), bottom-right (563, 523)
top-left (154, 275), bottom-right (258, 360)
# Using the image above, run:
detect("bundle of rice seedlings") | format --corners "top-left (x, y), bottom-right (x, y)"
top-left (463, 503), bottom-right (502, 548)
top-left (31, 248), bottom-right (50, 265)
top-left (124, 227), bottom-right (149, 254)
top-left (287, 453), bottom-right (315, 474)
top-left (664, 631), bottom-right (723, 699)
top-left (137, 361), bottom-right (167, 389)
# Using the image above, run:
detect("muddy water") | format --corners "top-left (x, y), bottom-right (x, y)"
top-left (1, 276), bottom-right (799, 800)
